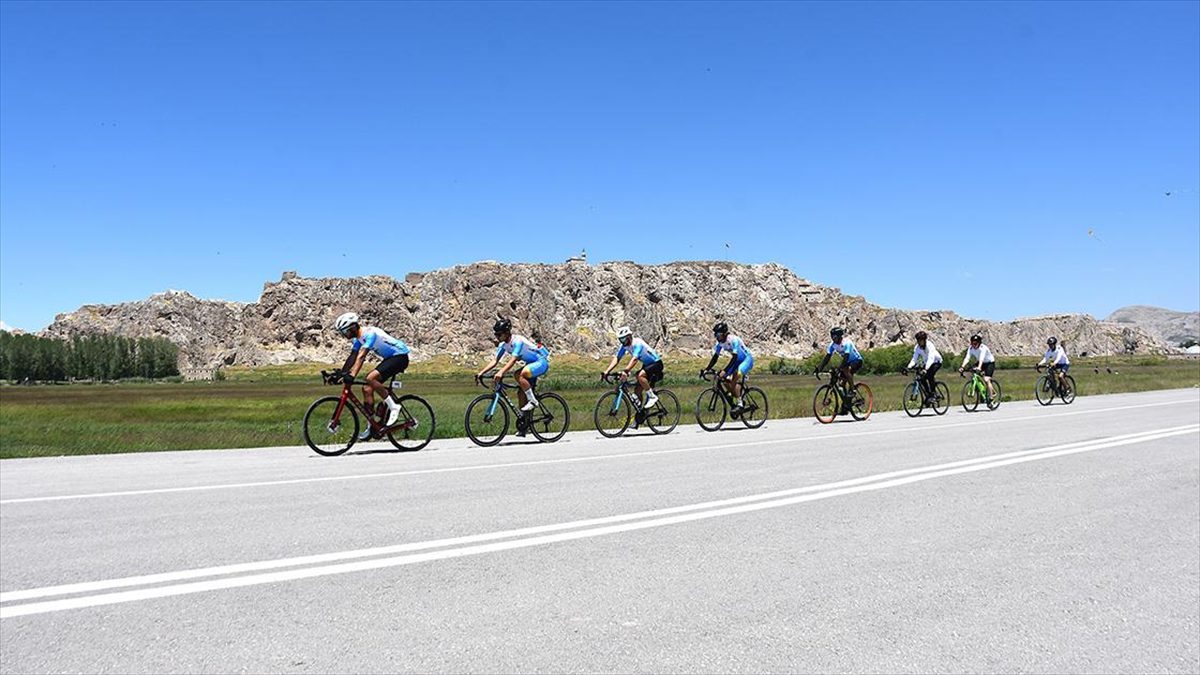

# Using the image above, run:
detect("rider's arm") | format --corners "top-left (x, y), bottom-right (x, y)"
top-left (816, 353), bottom-right (831, 373)
top-left (477, 353), bottom-right (502, 378)
top-left (623, 356), bottom-right (641, 374)
top-left (341, 348), bottom-right (360, 374)
top-left (1037, 351), bottom-right (1050, 367)
top-left (495, 354), bottom-right (520, 378)
top-left (601, 354), bottom-right (619, 376)
top-left (703, 351), bottom-right (720, 372)
top-left (960, 351), bottom-right (971, 370)
top-left (348, 349), bottom-right (368, 377)
top-left (906, 347), bottom-right (919, 370)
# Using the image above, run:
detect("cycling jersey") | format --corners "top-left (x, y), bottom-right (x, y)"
top-left (617, 338), bottom-right (661, 364)
top-left (352, 327), bottom-right (409, 358)
top-left (907, 342), bottom-right (943, 369)
top-left (714, 335), bottom-right (752, 360)
top-left (961, 344), bottom-right (996, 369)
top-left (827, 339), bottom-right (863, 363)
top-left (1039, 346), bottom-right (1069, 367)
top-left (496, 334), bottom-right (548, 363)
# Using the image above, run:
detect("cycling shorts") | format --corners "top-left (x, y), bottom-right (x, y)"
top-left (642, 360), bottom-right (664, 385)
top-left (981, 362), bottom-right (996, 377)
top-left (844, 358), bottom-right (863, 374)
top-left (373, 354), bottom-right (409, 381)
top-left (522, 358), bottom-right (549, 378)
top-left (724, 353), bottom-right (754, 377)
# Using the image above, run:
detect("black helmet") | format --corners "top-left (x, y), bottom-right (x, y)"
top-left (493, 318), bottom-right (512, 334)
top-left (970, 333), bottom-right (983, 343)
top-left (1047, 336), bottom-right (1058, 346)
top-left (713, 322), bottom-right (728, 335)
top-left (830, 327), bottom-right (844, 339)
top-left (915, 331), bottom-right (927, 341)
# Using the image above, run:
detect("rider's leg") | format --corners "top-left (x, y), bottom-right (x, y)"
top-left (519, 360), bottom-right (548, 411)
top-left (635, 370), bottom-right (648, 400)
top-left (515, 369), bottom-right (530, 409)
top-left (924, 362), bottom-right (940, 399)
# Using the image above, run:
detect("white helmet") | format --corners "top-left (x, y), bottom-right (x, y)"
top-left (334, 312), bottom-right (359, 335)
top-left (616, 326), bottom-right (633, 340)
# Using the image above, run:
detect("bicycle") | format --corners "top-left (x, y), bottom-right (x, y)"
top-left (464, 374), bottom-right (570, 446)
top-left (594, 373), bottom-right (681, 437)
top-left (695, 369), bottom-right (769, 431)
top-left (812, 369), bottom-right (873, 423)
top-left (302, 370), bottom-right (436, 456)
top-left (959, 368), bottom-right (1002, 412)
top-left (1035, 364), bottom-right (1076, 406)
top-left (900, 366), bottom-right (949, 417)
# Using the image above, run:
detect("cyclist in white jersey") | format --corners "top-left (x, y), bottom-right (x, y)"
top-left (1037, 336), bottom-right (1071, 392)
top-left (602, 326), bottom-right (665, 411)
top-left (958, 333), bottom-right (998, 402)
top-left (334, 312), bottom-right (410, 437)
top-left (476, 318), bottom-right (550, 421)
top-left (902, 330), bottom-right (943, 403)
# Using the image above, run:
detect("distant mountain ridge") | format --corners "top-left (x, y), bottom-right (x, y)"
top-left (1107, 306), bottom-right (1199, 346)
top-left (41, 261), bottom-right (1168, 372)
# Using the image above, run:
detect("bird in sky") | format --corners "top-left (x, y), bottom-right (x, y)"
top-left (1087, 228), bottom-right (1103, 243)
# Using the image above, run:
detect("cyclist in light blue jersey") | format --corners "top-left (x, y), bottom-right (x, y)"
top-left (602, 326), bottom-right (664, 410)
top-left (702, 322), bottom-right (754, 416)
top-left (815, 327), bottom-right (864, 389)
top-left (476, 318), bottom-right (550, 423)
top-left (334, 311), bottom-right (410, 438)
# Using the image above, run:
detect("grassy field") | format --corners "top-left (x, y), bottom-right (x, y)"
top-left (1, 356), bottom-right (1196, 458)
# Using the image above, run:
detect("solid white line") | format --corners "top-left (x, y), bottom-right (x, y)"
top-left (2, 395), bottom-right (1196, 505)
top-left (2, 424), bottom-right (1195, 618)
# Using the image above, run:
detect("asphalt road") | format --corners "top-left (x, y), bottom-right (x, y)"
top-left (2, 388), bottom-right (1198, 674)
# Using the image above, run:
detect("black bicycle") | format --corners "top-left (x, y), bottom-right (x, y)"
top-left (1035, 364), bottom-right (1076, 405)
top-left (695, 369), bottom-right (768, 431)
top-left (594, 373), bottom-right (681, 437)
top-left (464, 375), bottom-right (570, 446)
top-left (302, 370), bottom-right (436, 456)
top-left (812, 370), bottom-right (873, 423)
top-left (900, 366), bottom-right (949, 417)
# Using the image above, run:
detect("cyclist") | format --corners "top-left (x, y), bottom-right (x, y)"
top-left (901, 330), bottom-right (943, 404)
top-left (334, 312), bottom-right (409, 439)
top-left (701, 322), bottom-right (754, 416)
top-left (815, 327), bottom-right (864, 389)
top-left (1037, 336), bottom-right (1071, 393)
top-left (602, 326), bottom-right (663, 412)
top-left (958, 333), bottom-right (997, 403)
top-left (476, 319), bottom-right (550, 429)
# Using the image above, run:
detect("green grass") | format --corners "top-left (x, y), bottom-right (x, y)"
top-left (1, 357), bottom-right (1196, 458)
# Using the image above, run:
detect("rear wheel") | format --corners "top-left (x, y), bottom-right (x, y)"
top-left (813, 385), bottom-right (839, 424)
top-left (932, 382), bottom-right (950, 415)
top-left (1061, 375), bottom-right (1076, 404)
top-left (987, 380), bottom-right (1003, 410)
top-left (594, 391), bottom-right (632, 438)
top-left (961, 380), bottom-right (980, 412)
top-left (303, 396), bottom-right (359, 456)
top-left (386, 394), bottom-right (435, 451)
top-left (695, 388), bottom-right (727, 431)
top-left (530, 392), bottom-right (570, 443)
top-left (646, 389), bottom-right (681, 435)
top-left (1035, 375), bottom-right (1054, 406)
top-left (465, 393), bottom-right (508, 447)
top-left (849, 383), bottom-right (873, 421)
top-left (902, 382), bottom-right (922, 417)
top-left (739, 387), bottom-right (769, 429)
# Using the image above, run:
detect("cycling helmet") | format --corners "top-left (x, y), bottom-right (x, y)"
top-left (1047, 336), bottom-right (1058, 346)
top-left (830, 327), bottom-right (844, 339)
top-left (915, 331), bottom-right (927, 341)
top-left (493, 318), bottom-right (512, 334)
top-left (334, 312), bottom-right (359, 336)
top-left (713, 322), bottom-right (728, 335)
top-left (970, 333), bottom-right (983, 343)
top-left (617, 326), bottom-right (633, 340)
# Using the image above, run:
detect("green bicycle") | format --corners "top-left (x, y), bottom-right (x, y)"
top-left (959, 368), bottom-right (1002, 412)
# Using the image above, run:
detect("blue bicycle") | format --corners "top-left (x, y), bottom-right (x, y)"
top-left (593, 372), bottom-right (680, 437)
top-left (465, 375), bottom-right (570, 446)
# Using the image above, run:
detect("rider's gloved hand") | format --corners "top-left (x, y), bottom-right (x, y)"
top-left (900, 368), bottom-right (908, 375)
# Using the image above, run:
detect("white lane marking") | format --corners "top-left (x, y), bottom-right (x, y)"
top-left (2, 395), bottom-right (1196, 505)
top-left (3, 424), bottom-right (1195, 618)
top-left (6, 423), bottom-right (1187, 604)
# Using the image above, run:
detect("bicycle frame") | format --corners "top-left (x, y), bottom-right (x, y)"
top-left (324, 371), bottom-right (412, 436)
top-left (604, 375), bottom-right (648, 413)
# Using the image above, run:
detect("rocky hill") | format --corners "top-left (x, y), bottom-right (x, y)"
top-left (42, 261), bottom-right (1166, 372)
top-left (1106, 305), bottom-right (1199, 347)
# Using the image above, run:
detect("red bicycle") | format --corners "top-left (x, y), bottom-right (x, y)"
top-left (302, 370), bottom-right (435, 455)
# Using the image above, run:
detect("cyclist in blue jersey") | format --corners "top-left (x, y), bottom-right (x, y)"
top-left (476, 318), bottom-right (550, 424)
top-left (334, 312), bottom-right (410, 438)
top-left (702, 322), bottom-right (754, 416)
top-left (602, 326), bottom-right (664, 410)
top-left (815, 327), bottom-right (864, 389)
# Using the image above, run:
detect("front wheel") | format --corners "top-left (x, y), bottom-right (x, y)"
top-left (386, 394), bottom-right (435, 451)
top-left (902, 382), bottom-right (922, 417)
top-left (530, 392), bottom-right (570, 443)
top-left (1035, 375), bottom-right (1054, 406)
top-left (849, 383), bottom-right (873, 421)
top-left (739, 387), bottom-right (769, 429)
top-left (465, 393), bottom-right (508, 447)
top-left (961, 379), bottom-right (980, 412)
top-left (1061, 375), bottom-right (1076, 404)
top-left (303, 396), bottom-right (359, 456)
top-left (813, 385), bottom-right (839, 424)
top-left (932, 381), bottom-right (950, 415)
top-left (646, 389), bottom-right (681, 435)
top-left (594, 390), bottom-right (632, 438)
top-left (695, 388), bottom-right (727, 431)
top-left (986, 380), bottom-right (1003, 410)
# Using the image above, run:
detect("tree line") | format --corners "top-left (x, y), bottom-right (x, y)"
top-left (0, 332), bottom-right (180, 382)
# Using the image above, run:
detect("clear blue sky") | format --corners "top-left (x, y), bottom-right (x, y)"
top-left (2, 1), bottom-right (1197, 331)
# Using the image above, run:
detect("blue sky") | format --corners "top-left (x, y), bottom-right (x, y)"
top-left (1, 1), bottom-right (1197, 331)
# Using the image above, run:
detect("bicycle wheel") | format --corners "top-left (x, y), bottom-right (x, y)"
top-left (740, 387), bottom-right (769, 429)
top-left (386, 394), bottom-right (435, 451)
top-left (1034, 375), bottom-right (1054, 406)
top-left (987, 380), bottom-right (1003, 410)
top-left (465, 393), bottom-right (508, 447)
top-left (813, 385), bottom-right (839, 424)
top-left (932, 382), bottom-right (950, 415)
top-left (1061, 375), bottom-right (1076, 404)
top-left (695, 388), bottom-right (727, 431)
top-left (902, 382), bottom-right (922, 417)
top-left (961, 380), bottom-right (980, 412)
top-left (646, 389), bottom-right (681, 435)
top-left (530, 392), bottom-right (570, 443)
top-left (849, 383), bottom-right (873, 421)
top-left (593, 391), bottom-right (632, 438)
top-left (303, 396), bottom-right (359, 456)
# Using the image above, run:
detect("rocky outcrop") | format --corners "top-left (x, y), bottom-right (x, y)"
top-left (42, 261), bottom-right (1168, 371)
top-left (1107, 305), bottom-right (1199, 347)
